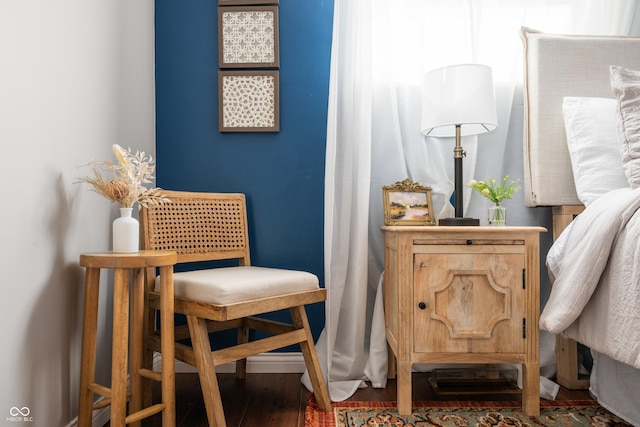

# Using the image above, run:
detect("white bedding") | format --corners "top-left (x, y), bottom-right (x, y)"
top-left (542, 187), bottom-right (640, 369)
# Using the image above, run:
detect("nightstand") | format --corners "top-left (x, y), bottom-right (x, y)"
top-left (382, 226), bottom-right (546, 416)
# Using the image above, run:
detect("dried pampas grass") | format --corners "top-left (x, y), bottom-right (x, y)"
top-left (76, 145), bottom-right (170, 208)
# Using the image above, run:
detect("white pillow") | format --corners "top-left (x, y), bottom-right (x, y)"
top-left (610, 65), bottom-right (640, 188)
top-left (562, 96), bottom-right (629, 206)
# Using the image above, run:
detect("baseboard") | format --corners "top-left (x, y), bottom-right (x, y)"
top-left (64, 401), bottom-right (110, 427)
top-left (154, 351), bottom-right (307, 374)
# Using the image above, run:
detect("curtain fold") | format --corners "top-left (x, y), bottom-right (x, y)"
top-left (304, 0), bottom-right (638, 402)
top-left (302, 0), bottom-right (378, 400)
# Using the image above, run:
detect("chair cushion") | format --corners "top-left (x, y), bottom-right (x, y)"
top-left (156, 266), bottom-right (319, 305)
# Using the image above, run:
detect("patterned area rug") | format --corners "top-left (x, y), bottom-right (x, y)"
top-left (304, 396), bottom-right (632, 427)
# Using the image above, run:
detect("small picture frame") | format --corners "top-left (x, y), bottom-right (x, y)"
top-left (218, 5), bottom-right (279, 69)
top-left (383, 179), bottom-right (435, 226)
top-left (218, 70), bottom-right (279, 132)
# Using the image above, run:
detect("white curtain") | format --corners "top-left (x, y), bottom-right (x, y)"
top-left (304, 0), bottom-right (638, 401)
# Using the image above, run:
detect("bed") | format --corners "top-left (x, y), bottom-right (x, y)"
top-left (521, 27), bottom-right (640, 425)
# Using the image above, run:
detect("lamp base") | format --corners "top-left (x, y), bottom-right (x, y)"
top-left (439, 217), bottom-right (480, 226)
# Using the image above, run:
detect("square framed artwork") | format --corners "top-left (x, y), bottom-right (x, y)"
top-left (218, 71), bottom-right (279, 132)
top-left (219, 0), bottom-right (278, 4)
top-left (218, 5), bottom-right (279, 68)
top-left (383, 179), bottom-right (436, 226)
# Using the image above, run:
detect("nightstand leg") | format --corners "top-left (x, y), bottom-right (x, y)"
top-left (396, 361), bottom-right (412, 416)
top-left (386, 343), bottom-right (397, 379)
top-left (522, 361), bottom-right (540, 416)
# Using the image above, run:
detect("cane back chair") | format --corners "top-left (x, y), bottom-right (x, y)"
top-left (140, 190), bottom-right (331, 427)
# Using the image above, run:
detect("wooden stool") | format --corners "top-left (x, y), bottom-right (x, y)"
top-left (77, 250), bottom-right (177, 427)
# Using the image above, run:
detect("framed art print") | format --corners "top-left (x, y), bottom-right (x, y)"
top-left (219, 70), bottom-right (279, 132)
top-left (218, 5), bottom-right (279, 68)
top-left (383, 179), bottom-right (435, 226)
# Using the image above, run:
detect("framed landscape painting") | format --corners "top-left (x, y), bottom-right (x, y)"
top-left (383, 179), bottom-right (435, 226)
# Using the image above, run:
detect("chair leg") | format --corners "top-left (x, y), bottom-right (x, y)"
top-left (236, 320), bottom-right (248, 380)
top-left (290, 306), bottom-right (332, 412)
top-left (186, 315), bottom-right (227, 427)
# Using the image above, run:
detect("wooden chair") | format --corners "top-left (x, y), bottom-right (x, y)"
top-left (140, 190), bottom-right (331, 427)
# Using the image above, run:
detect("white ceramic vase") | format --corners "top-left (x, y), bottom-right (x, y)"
top-left (113, 207), bottom-right (139, 253)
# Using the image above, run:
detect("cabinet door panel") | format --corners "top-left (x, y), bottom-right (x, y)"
top-left (413, 252), bottom-right (525, 353)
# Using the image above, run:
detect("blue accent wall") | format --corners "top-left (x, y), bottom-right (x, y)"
top-left (154, 0), bottom-right (334, 341)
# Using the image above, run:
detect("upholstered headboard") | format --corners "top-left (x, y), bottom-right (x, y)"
top-left (521, 27), bottom-right (640, 207)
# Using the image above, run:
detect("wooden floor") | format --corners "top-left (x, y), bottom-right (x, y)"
top-left (107, 371), bottom-right (593, 427)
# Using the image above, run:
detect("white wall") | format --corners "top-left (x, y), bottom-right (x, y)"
top-left (0, 1), bottom-right (155, 426)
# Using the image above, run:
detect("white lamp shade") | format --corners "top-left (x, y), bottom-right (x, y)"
top-left (421, 64), bottom-right (498, 137)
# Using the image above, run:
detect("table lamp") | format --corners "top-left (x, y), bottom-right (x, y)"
top-left (421, 64), bottom-right (498, 226)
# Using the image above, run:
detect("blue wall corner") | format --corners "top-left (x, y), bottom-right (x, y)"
top-left (155, 0), bottom-right (334, 340)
